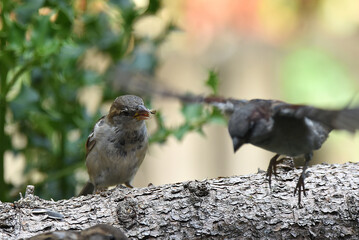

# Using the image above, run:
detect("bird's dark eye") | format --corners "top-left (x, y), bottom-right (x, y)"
top-left (121, 108), bottom-right (129, 116)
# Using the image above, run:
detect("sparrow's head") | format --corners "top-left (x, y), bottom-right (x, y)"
top-left (228, 107), bottom-right (253, 152)
top-left (108, 95), bottom-right (155, 124)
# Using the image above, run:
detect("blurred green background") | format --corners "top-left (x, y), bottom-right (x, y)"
top-left (1, 0), bottom-right (359, 202)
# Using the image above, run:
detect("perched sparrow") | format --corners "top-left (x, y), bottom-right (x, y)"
top-left (78, 95), bottom-right (155, 196)
top-left (27, 224), bottom-right (128, 240)
top-left (227, 99), bottom-right (359, 205)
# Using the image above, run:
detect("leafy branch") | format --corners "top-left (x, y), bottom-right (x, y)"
top-left (149, 71), bottom-right (226, 144)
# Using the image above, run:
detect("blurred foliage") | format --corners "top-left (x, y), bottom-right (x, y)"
top-left (206, 70), bottom-right (219, 95)
top-left (0, 0), bottom-right (224, 201)
top-left (280, 46), bottom-right (358, 107)
top-left (150, 70), bottom-right (225, 144)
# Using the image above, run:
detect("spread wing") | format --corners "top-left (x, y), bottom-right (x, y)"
top-left (85, 116), bottom-right (105, 156)
top-left (273, 103), bottom-right (359, 133)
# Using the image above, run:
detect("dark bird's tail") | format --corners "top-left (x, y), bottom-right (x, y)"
top-left (333, 108), bottom-right (359, 133)
top-left (307, 107), bottom-right (359, 133)
top-left (78, 181), bottom-right (95, 196)
top-left (287, 105), bottom-right (359, 133)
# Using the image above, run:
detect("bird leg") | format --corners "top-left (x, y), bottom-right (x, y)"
top-left (267, 154), bottom-right (294, 188)
top-left (294, 152), bottom-right (312, 207)
top-left (266, 154), bottom-right (283, 188)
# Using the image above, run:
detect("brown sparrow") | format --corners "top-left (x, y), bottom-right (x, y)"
top-left (78, 95), bottom-right (155, 196)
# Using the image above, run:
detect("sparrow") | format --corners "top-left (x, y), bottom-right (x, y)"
top-left (78, 95), bottom-right (155, 196)
top-left (26, 224), bottom-right (129, 240)
top-left (227, 99), bottom-right (359, 205)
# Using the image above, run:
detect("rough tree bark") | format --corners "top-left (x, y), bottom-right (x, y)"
top-left (1, 162), bottom-right (359, 239)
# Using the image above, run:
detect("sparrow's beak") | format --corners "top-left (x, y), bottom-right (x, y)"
top-left (134, 105), bottom-right (156, 120)
top-left (232, 137), bottom-right (244, 152)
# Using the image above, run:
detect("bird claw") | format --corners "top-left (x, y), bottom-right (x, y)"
top-left (266, 154), bottom-right (285, 189)
top-left (294, 173), bottom-right (307, 207)
top-left (293, 153), bottom-right (311, 207)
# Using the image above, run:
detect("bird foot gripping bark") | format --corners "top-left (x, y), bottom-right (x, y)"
top-left (293, 153), bottom-right (312, 207)
top-left (294, 172), bottom-right (307, 208)
top-left (266, 154), bottom-right (293, 188)
top-left (266, 153), bottom-right (309, 207)
top-left (266, 154), bottom-right (281, 189)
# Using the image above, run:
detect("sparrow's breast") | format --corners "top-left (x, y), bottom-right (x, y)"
top-left (87, 122), bottom-right (148, 188)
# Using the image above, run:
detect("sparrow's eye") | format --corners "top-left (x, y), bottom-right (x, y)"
top-left (121, 108), bottom-right (129, 116)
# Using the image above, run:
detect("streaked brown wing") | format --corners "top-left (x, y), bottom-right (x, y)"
top-left (85, 116), bottom-right (105, 156)
top-left (85, 132), bottom-right (96, 157)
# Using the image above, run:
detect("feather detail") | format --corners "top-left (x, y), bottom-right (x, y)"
top-left (85, 116), bottom-right (105, 157)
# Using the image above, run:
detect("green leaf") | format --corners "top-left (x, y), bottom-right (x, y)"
top-left (14, 0), bottom-right (45, 25)
top-left (148, 111), bottom-right (170, 144)
top-left (209, 108), bottom-right (227, 125)
top-left (209, 115), bottom-right (227, 125)
top-left (54, 8), bottom-right (74, 35)
top-left (133, 44), bottom-right (157, 72)
top-left (30, 15), bottom-right (54, 48)
top-left (196, 127), bottom-right (205, 136)
top-left (48, 0), bottom-right (74, 26)
top-left (7, 21), bottom-right (26, 52)
top-left (145, 0), bottom-right (162, 14)
top-left (173, 124), bottom-right (191, 140)
top-left (181, 104), bottom-right (203, 122)
top-left (37, 38), bottom-right (61, 57)
top-left (110, 0), bottom-right (135, 10)
top-left (9, 83), bottom-right (40, 120)
top-left (205, 70), bottom-right (219, 95)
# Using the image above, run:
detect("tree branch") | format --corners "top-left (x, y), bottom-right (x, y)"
top-left (1, 162), bottom-right (359, 239)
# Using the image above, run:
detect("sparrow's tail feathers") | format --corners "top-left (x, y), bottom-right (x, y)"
top-left (333, 108), bottom-right (359, 133)
top-left (78, 181), bottom-right (95, 196)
